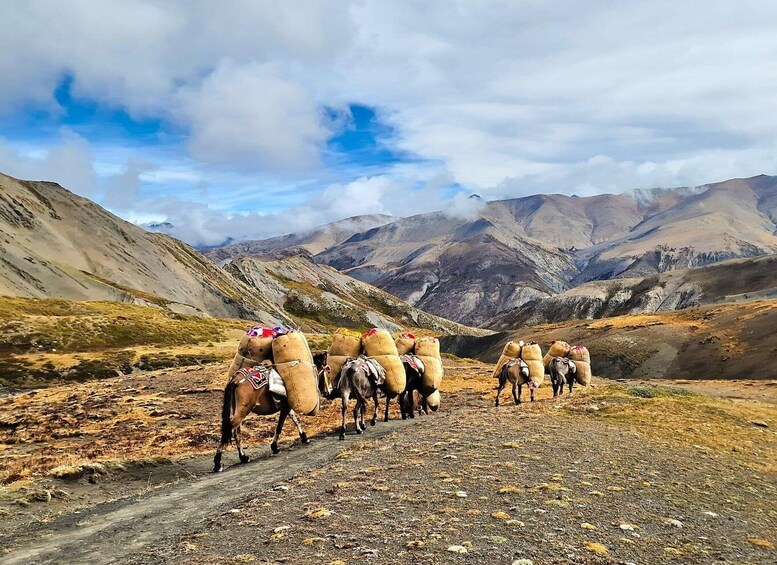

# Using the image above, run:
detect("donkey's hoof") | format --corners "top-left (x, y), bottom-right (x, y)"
top-left (300, 433), bottom-right (310, 444)
top-left (339, 434), bottom-right (345, 441)
top-left (239, 454), bottom-right (250, 464)
top-left (355, 428), bottom-right (363, 435)
top-left (370, 418), bottom-right (376, 426)
top-left (270, 443), bottom-right (280, 455)
top-left (213, 465), bottom-right (223, 473)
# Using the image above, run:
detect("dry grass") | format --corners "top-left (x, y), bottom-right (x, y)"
top-left (3, 354), bottom-right (774, 488)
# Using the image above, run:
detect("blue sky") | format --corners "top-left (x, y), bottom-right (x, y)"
top-left (1, 2), bottom-right (777, 246)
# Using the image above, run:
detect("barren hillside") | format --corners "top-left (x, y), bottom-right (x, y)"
top-left (442, 300), bottom-right (777, 380)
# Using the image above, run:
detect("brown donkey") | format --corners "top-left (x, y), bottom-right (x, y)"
top-left (213, 354), bottom-right (328, 472)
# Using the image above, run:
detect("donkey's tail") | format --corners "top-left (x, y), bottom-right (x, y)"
top-left (220, 380), bottom-right (237, 445)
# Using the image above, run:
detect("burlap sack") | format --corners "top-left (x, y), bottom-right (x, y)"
top-left (426, 389), bottom-right (440, 412)
top-left (327, 355), bottom-right (350, 389)
top-left (525, 359), bottom-right (545, 385)
top-left (503, 340), bottom-right (523, 358)
top-left (227, 353), bottom-right (255, 381)
top-left (493, 353), bottom-right (518, 378)
top-left (272, 332), bottom-right (318, 415)
top-left (492, 340), bottom-right (523, 378)
top-left (330, 332), bottom-right (362, 357)
top-left (418, 354), bottom-right (443, 395)
top-left (362, 329), bottom-right (399, 356)
top-left (394, 333), bottom-right (416, 355)
top-left (237, 333), bottom-right (274, 363)
top-left (573, 360), bottom-right (592, 385)
top-left (547, 340), bottom-right (571, 358)
top-left (520, 342), bottom-right (543, 362)
top-left (414, 336), bottom-right (441, 357)
top-left (542, 353), bottom-right (554, 369)
top-left (370, 354), bottom-right (406, 396)
top-left (569, 345), bottom-right (591, 364)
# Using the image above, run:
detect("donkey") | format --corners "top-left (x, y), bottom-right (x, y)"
top-left (313, 351), bottom-right (331, 398)
top-left (548, 356), bottom-right (577, 397)
top-left (337, 355), bottom-right (386, 440)
top-left (213, 355), bottom-right (328, 472)
top-left (398, 354), bottom-right (425, 420)
top-left (495, 358), bottom-right (537, 406)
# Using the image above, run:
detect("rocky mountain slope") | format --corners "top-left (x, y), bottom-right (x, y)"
top-left (575, 175), bottom-right (777, 282)
top-left (222, 252), bottom-right (480, 334)
top-left (0, 173), bottom-right (286, 321)
top-left (212, 174), bottom-right (777, 326)
top-left (0, 173), bottom-right (479, 335)
top-left (490, 254), bottom-right (777, 330)
top-left (442, 300), bottom-right (777, 380)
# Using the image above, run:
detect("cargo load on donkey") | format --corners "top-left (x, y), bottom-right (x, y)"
top-left (214, 325), bottom-right (324, 471)
top-left (327, 328), bottom-right (362, 390)
top-left (414, 336), bottom-right (444, 396)
top-left (361, 328), bottom-right (406, 396)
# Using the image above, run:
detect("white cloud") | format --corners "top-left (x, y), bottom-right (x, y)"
top-left (0, 130), bottom-right (97, 194)
top-left (2, 1), bottom-right (777, 245)
top-left (178, 61), bottom-right (330, 169)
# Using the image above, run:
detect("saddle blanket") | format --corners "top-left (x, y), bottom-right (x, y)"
top-left (236, 365), bottom-right (286, 395)
top-left (400, 354), bottom-right (425, 374)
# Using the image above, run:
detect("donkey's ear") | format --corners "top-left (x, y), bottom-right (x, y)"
top-left (568, 360), bottom-right (576, 373)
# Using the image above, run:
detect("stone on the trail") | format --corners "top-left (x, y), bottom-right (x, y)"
top-left (491, 511), bottom-right (510, 520)
top-left (581, 522), bottom-right (597, 530)
top-left (703, 511), bottom-right (719, 517)
top-left (512, 560), bottom-right (534, 565)
top-left (455, 491), bottom-right (468, 498)
top-left (746, 537), bottom-right (775, 549)
top-left (447, 545), bottom-right (468, 553)
top-left (666, 519), bottom-right (683, 528)
top-left (584, 542), bottom-right (608, 554)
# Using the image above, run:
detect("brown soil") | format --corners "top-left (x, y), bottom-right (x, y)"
top-left (1, 360), bottom-right (775, 564)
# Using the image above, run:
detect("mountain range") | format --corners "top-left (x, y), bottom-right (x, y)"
top-left (207, 174), bottom-right (777, 326)
top-left (3, 170), bottom-right (777, 331)
top-left (0, 173), bottom-right (474, 334)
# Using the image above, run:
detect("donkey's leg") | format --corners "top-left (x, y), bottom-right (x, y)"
top-left (354, 399), bottom-right (363, 434)
top-left (288, 409), bottom-right (310, 444)
top-left (495, 376), bottom-right (506, 407)
top-left (339, 394), bottom-right (348, 440)
top-left (383, 395), bottom-right (391, 422)
top-left (407, 390), bottom-right (416, 419)
top-left (517, 384), bottom-right (523, 404)
top-left (370, 391), bottom-right (379, 426)
top-left (270, 403), bottom-right (290, 455)
top-left (530, 388), bottom-right (535, 402)
top-left (235, 423), bottom-right (250, 464)
top-left (398, 391), bottom-right (407, 420)
top-left (512, 380), bottom-right (519, 405)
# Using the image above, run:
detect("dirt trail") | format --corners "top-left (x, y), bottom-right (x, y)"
top-left (1, 416), bottom-right (420, 564)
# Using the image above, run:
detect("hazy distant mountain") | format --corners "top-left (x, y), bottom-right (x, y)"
top-left (205, 214), bottom-right (395, 261)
